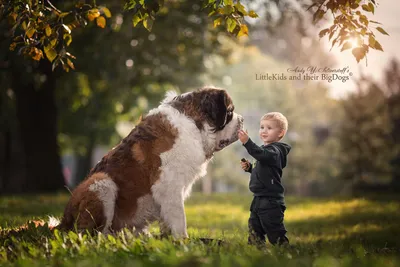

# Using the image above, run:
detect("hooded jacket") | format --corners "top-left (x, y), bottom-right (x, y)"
top-left (243, 138), bottom-right (291, 198)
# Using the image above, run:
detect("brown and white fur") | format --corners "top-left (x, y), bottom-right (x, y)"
top-left (57, 87), bottom-right (243, 238)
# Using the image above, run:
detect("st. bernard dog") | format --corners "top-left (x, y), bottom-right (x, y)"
top-left (58, 86), bottom-right (243, 238)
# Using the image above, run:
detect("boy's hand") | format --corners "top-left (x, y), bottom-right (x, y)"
top-left (238, 129), bottom-right (249, 144)
top-left (240, 159), bottom-right (251, 171)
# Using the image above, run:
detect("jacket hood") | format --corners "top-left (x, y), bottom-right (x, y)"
top-left (265, 142), bottom-right (291, 168)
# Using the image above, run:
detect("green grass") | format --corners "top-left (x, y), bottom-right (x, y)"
top-left (0, 193), bottom-right (399, 266)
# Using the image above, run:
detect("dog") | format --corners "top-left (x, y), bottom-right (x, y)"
top-left (57, 86), bottom-right (244, 238)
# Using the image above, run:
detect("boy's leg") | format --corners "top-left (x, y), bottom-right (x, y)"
top-left (258, 199), bottom-right (289, 246)
top-left (248, 197), bottom-right (266, 247)
top-left (248, 211), bottom-right (266, 247)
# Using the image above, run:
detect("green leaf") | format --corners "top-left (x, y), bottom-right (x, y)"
top-left (222, 5), bottom-right (234, 15)
top-left (96, 16), bottom-right (106, 28)
top-left (376, 27), bottom-right (389, 36)
top-left (133, 15), bottom-right (141, 27)
top-left (143, 18), bottom-right (153, 31)
top-left (341, 42), bottom-right (353, 52)
top-left (226, 18), bottom-right (237, 32)
top-left (234, 3), bottom-right (247, 16)
top-left (44, 45), bottom-right (57, 62)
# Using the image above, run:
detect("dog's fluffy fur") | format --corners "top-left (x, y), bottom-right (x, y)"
top-left (57, 87), bottom-right (243, 238)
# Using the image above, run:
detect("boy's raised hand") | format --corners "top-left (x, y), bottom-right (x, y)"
top-left (238, 129), bottom-right (249, 144)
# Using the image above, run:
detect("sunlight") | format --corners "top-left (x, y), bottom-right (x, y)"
top-left (349, 38), bottom-right (359, 48)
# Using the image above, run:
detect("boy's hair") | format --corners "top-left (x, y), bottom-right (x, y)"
top-left (260, 112), bottom-right (288, 141)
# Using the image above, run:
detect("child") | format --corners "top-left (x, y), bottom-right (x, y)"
top-left (238, 112), bottom-right (291, 247)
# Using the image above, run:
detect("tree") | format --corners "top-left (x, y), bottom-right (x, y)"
top-left (0, 0), bottom-right (242, 193)
top-left (0, 0), bottom-right (388, 68)
top-left (336, 59), bottom-right (400, 194)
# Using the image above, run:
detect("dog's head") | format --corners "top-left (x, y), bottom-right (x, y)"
top-left (168, 86), bottom-right (243, 157)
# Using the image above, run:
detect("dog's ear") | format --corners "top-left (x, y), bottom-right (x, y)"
top-left (201, 90), bottom-right (229, 132)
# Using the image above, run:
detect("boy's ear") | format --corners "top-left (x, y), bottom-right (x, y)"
top-left (279, 130), bottom-right (286, 139)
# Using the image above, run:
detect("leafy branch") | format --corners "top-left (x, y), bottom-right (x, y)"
top-left (311, 0), bottom-right (388, 64)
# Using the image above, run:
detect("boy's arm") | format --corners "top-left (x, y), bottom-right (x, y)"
top-left (243, 138), bottom-right (279, 164)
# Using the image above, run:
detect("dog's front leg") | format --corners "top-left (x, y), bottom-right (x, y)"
top-left (152, 185), bottom-right (188, 239)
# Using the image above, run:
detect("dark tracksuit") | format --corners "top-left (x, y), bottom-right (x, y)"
top-left (243, 138), bottom-right (291, 246)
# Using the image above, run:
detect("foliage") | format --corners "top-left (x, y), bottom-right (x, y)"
top-left (0, 0), bottom-right (388, 70)
top-left (310, 0), bottom-right (388, 63)
top-left (1, 0), bottom-right (112, 71)
top-left (0, 0), bottom-right (256, 71)
top-left (0, 193), bottom-right (399, 266)
top-left (338, 59), bottom-right (400, 185)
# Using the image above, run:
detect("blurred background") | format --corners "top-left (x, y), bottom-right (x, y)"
top-left (0, 0), bottom-right (399, 198)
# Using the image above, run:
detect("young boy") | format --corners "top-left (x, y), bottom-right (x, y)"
top-left (238, 112), bottom-right (291, 247)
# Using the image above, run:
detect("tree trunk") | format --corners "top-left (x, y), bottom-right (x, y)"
top-left (74, 137), bottom-right (95, 187)
top-left (12, 61), bottom-right (64, 193)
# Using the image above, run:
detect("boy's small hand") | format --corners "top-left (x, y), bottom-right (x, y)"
top-left (240, 159), bottom-right (250, 171)
top-left (238, 129), bottom-right (249, 144)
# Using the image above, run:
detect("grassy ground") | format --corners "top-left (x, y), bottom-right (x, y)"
top-left (0, 193), bottom-right (399, 266)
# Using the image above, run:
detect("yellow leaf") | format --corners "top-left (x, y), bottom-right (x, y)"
top-left (341, 42), bottom-right (352, 52)
top-left (96, 16), bottom-right (106, 28)
top-left (234, 3), bottom-right (247, 16)
top-left (67, 58), bottom-right (75, 70)
top-left (63, 34), bottom-right (72, 46)
top-left (143, 18), bottom-right (153, 31)
top-left (376, 27), bottom-right (389, 36)
top-left (30, 47), bottom-right (43, 61)
top-left (44, 46), bottom-right (57, 62)
top-left (101, 7), bottom-right (112, 18)
top-left (368, 35), bottom-right (376, 47)
top-left (26, 28), bottom-right (36, 38)
top-left (9, 42), bottom-right (17, 51)
top-left (133, 15), bottom-right (141, 27)
top-left (237, 24), bottom-right (248, 37)
top-left (45, 25), bottom-right (52, 36)
top-left (88, 9), bottom-right (100, 21)
top-left (213, 17), bottom-right (223, 28)
top-left (50, 39), bottom-right (57, 47)
top-left (248, 11), bottom-right (258, 18)
top-left (59, 12), bottom-right (70, 18)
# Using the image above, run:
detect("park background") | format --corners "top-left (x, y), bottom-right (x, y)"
top-left (0, 0), bottom-right (399, 266)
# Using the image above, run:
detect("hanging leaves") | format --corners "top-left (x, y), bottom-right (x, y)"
top-left (2, 1), bottom-right (112, 71)
top-left (309, 0), bottom-right (387, 64)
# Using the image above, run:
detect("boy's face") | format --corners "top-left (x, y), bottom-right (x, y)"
top-left (259, 119), bottom-right (284, 145)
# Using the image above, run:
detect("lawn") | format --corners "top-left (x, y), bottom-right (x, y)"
top-left (0, 193), bottom-right (399, 266)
